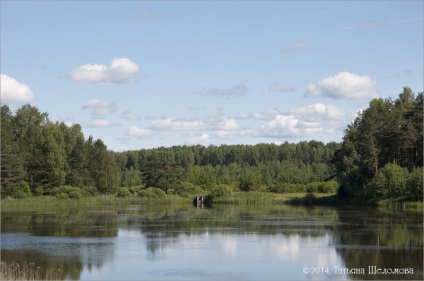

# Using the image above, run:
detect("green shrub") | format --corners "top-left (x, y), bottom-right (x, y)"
top-left (167, 188), bottom-right (176, 195)
top-left (210, 184), bottom-right (233, 198)
top-left (175, 182), bottom-right (203, 196)
top-left (128, 186), bottom-right (143, 195)
top-left (69, 191), bottom-right (84, 199)
top-left (369, 163), bottom-right (409, 199)
top-left (9, 181), bottom-right (32, 199)
top-left (407, 167), bottom-right (423, 200)
top-left (317, 181), bottom-right (338, 193)
top-left (116, 187), bottom-right (132, 198)
top-left (50, 186), bottom-right (76, 196)
top-left (34, 186), bottom-right (44, 196)
top-left (138, 187), bottom-right (166, 199)
top-left (50, 186), bottom-right (85, 199)
top-left (56, 193), bottom-right (69, 199)
top-left (81, 186), bottom-right (99, 197)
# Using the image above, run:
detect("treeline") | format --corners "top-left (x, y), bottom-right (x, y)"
top-left (115, 141), bottom-right (340, 195)
top-left (1, 87), bottom-right (422, 202)
top-left (332, 87), bottom-right (423, 200)
top-left (0, 104), bottom-right (339, 199)
top-left (1, 105), bottom-right (119, 198)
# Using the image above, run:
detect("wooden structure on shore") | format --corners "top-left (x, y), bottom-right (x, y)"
top-left (195, 196), bottom-right (203, 208)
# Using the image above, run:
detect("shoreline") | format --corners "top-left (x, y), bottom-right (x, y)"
top-left (1, 192), bottom-right (422, 210)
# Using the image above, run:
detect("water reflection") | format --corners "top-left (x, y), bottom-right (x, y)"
top-left (1, 205), bottom-right (422, 280)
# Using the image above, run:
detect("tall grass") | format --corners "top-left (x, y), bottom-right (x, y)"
top-left (0, 261), bottom-right (63, 280)
top-left (0, 194), bottom-right (193, 208)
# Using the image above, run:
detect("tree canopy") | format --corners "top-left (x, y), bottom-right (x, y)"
top-left (332, 87), bottom-right (423, 200)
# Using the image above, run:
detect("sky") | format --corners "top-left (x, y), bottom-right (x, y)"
top-left (1, 1), bottom-right (423, 151)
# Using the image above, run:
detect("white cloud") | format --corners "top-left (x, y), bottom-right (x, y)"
top-left (127, 126), bottom-right (153, 137)
top-left (268, 83), bottom-right (296, 93)
top-left (0, 74), bottom-right (34, 104)
top-left (259, 115), bottom-right (300, 137)
top-left (186, 133), bottom-right (211, 146)
top-left (289, 103), bottom-right (346, 121)
top-left (70, 58), bottom-right (140, 84)
top-left (218, 117), bottom-right (241, 131)
top-left (258, 103), bottom-right (347, 139)
top-left (305, 72), bottom-right (378, 100)
top-left (149, 118), bottom-right (204, 131)
top-left (82, 98), bottom-right (117, 116)
top-left (85, 119), bottom-right (115, 128)
top-left (147, 114), bottom-right (241, 132)
top-left (192, 84), bottom-right (247, 99)
top-left (281, 42), bottom-right (310, 53)
top-left (252, 108), bottom-right (280, 120)
top-left (121, 111), bottom-right (141, 120)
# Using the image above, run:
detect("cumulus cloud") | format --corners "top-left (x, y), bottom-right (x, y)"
top-left (70, 58), bottom-right (140, 84)
top-left (252, 108), bottom-right (280, 120)
top-left (84, 119), bottom-right (116, 128)
top-left (258, 103), bottom-right (347, 138)
top-left (82, 98), bottom-right (118, 116)
top-left (268, 83), bottom-right (296, 93)
top-left (305, 72), bottom-right (378, 100)
top-left (259, 115), bottom-right (300, 137)
top-left (289, 103), bottom-right (346, 121)
top-left (218, 117), bottom-right (241, 131)
top-left (186, 133), bottom-right (211, 146)
top-left (127, 126), bottom-right (153, 137)
top-left (149, 118), bottom-right (204, 131)
top-left (147, 114), bottom-right (241, 132)
top-left (0, 74), bottom-right (34, 104)
top-left (192, 84), bottom-right (247, 99)
top-left (281, 42), bottom-right (310, 53)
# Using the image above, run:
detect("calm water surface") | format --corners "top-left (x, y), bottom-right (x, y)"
top-left (1, 204), bottom-right (422, 280)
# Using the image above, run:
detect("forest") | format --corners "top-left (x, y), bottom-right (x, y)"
top-left (1, 87), bottom-right (422, 202)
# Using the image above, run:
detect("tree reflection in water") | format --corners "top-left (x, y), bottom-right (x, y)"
top-left (1, 205), bottom-right (422, 280)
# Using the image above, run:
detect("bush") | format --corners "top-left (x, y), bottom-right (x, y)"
top-left (407, 167), bottom-right (423, 200)
top-left (129, 186), bottom-right (143, 195)
top-left (368, 163), bottom-right (409, 199)
top-left (81, 186), bottom-right (99, 197)
top-left (167, 188), bottom-right (176, 195)
top-left (317, 181), bottom-right (338, 193)
top-left (116, 188), bottom-right (132, 198)
top-left (175, 182), bottom-right (203, 196)
top-left (56, 193), bottom-right (69, 200)
top-left (69, 191), bottom-right (84, 199)
top-left (138, 187), bottom-right (166, 199)
top-left (9, 181), bottom-right (32, 199)
top-left (50, 186), bottom-right (84, 199)
top-left (210, 184), bottom-right (233, 198)
top-left (34, 186), bottom-right (44, 196)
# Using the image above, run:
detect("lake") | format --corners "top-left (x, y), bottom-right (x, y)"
top-left (1, 204), bottom-right (422, 280)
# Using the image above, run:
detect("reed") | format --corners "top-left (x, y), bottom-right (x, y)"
top-left (0, 195), bottom-right (187, 208)
top-left (0, 261), bottom-right (63, 280)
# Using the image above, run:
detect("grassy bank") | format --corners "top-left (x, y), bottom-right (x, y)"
top-left (0, 194), bottom-right (192, 208)
top-left (1, 192), bottom-right (422, 210)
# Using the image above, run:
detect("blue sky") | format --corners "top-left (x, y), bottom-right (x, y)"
top-left (1, 1), bottom-right (422, 151)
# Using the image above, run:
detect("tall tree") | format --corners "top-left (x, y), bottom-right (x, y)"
top-left (88, 138), bottom-right (119, 194)
top-left (332, 87), bottom-right (423, 198)
top-left (12, 104), bottom-right (48, 191)
top-left (1, 105), bottom-right (26, 196)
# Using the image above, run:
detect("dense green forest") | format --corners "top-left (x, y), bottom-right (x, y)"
top-left (332, 87), bottom-right (423, 200)
top-left (1, 87), bottom-right (422, 202)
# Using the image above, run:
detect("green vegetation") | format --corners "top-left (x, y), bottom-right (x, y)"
top-left (332, 87), bottom-right (423, 202)
top-left (1, 87), bottom-right (422, 207)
